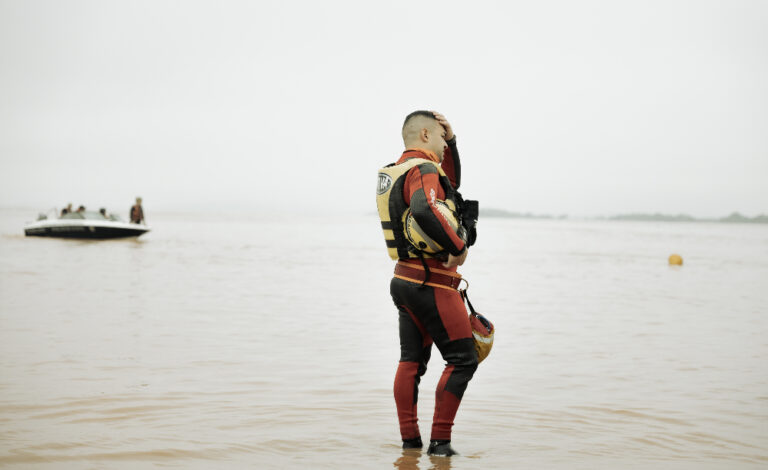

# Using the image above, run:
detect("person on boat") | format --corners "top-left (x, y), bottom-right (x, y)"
top-left (60, 203), bottom-right (72, 217)
top-left (99, 208), bottom-right (109, 219)
top-left (130, 197), bottom-right (145, 224)
top-left (376, 111), bottom-right (475, 457)
top-left (76, 205), bottom-right (85, 213)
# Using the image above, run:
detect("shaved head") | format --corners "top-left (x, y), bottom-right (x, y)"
top-left (402, 110), bottom-right (438, 144)
top-left (401, 110), bottom-right (448, 160)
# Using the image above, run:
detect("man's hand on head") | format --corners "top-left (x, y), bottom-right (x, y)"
top-left (431, 111), bottom-right (454, 141)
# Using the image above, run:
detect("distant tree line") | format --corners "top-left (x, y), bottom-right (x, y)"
top-left (480, 209), bottom-right (768, 224)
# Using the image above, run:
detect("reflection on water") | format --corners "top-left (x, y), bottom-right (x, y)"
top-left (394, 449), bottom-right (454, 470)
top-left (394, 449), bottom-right (425, 470)
top-left (1, 210), bottom-right (767, 469)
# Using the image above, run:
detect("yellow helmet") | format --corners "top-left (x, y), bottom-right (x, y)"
top-left (470, 311), bottom-right (494, 363)
top-left (461, 289), bottom-right (494, 363)
top-left (403, 200), bottom-right (460, 254)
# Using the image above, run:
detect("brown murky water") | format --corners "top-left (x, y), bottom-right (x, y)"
top-left (1, 209), bottom-right (767, 469)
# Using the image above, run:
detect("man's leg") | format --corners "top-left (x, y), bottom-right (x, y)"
top-left (420, 288), bottom-right (478, 445)
top-left (393, 305), bottom-right (432, 444)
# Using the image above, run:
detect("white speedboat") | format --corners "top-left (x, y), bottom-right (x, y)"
top-left (24, 211), bottom-right (150, 239)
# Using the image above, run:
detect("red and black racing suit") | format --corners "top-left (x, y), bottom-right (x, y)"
top-left (390, 138), bottom-right (477, 443)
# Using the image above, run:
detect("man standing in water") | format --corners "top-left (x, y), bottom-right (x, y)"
top-left (376, 111), bottom-right (476, 457)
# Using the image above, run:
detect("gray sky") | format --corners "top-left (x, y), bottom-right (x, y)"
top-left (1, 0), bottom-right (766, 217)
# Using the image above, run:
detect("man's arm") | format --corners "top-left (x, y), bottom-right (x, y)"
top-left (441, 137), bottom-right (461, 189)
top-left (432, 111), bottom-right (461, 189)
top-left (431, 112), bottom-right (467, 267)
top-left (405, 164), bottom-right (466, 257)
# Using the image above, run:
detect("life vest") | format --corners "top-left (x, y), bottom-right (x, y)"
top-left (376, 158), bottom-right (458, 260)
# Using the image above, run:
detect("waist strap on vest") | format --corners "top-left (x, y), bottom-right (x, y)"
top-left (394, 261), bottom-right (462, 290)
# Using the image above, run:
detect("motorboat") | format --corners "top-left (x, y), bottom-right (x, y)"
top-left (24, 211), bottom-right (150, 239)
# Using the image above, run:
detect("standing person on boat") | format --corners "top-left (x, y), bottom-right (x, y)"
top-left (376, 111), bottom-right (476, 457)
top-left (130, 197), bottom-right (145, 224)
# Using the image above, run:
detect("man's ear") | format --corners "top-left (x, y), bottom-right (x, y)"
top-left (419, 128), bottom-right (429, 142)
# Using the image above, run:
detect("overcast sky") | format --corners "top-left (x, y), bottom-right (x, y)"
top-left (1, 0), bottom-right (766, 217)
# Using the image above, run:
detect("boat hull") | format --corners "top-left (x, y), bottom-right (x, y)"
top-left (25, 225), bottom-right (149, 239)
top-left (24, 219), bottom-right (150, 239)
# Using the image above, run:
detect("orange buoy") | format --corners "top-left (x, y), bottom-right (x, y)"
top-left (668, 254), bottom-right (683, 265)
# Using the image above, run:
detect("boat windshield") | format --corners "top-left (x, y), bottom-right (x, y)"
top-left (60, 211), bottom-right (123, 221)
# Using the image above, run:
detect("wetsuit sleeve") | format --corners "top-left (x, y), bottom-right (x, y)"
top-left (440, 136), bottom-right (461, 189)
top-left (404, 164), bottom-right (466, 255)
